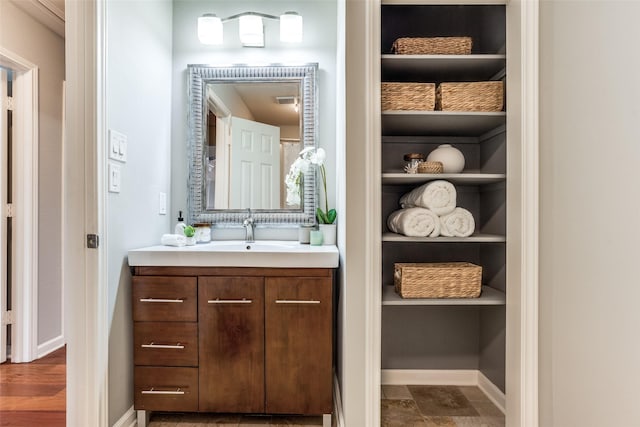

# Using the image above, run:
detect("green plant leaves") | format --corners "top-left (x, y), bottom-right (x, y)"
top-left (184, 225), bottom-right (196, 237)
top-left (327, 209), bottom-right (337, 224)
top-left (316, 208), bottom-right (337, 225)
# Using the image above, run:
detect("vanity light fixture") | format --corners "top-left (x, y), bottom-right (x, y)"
top-left (197, 11), bottom-right (303, 47)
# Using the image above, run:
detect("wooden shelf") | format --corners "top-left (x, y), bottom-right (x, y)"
top-left (382, 111), bottom-right (506, 137)
top-left (382, 232), bottom-right (506, 243)
top-left (382, 172), bottom-right (505, 185)
top-left (382, 285), bottom-right (506, 306)
top-left (382, 54), bottom-right (506, 82)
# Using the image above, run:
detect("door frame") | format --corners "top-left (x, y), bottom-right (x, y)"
top-left (64, 0), bottom-right (109, 425)
top-left (0, 47), bottom-right (40, 364)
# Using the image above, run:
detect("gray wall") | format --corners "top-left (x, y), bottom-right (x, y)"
top-left (539, 1), bottom-right (640, 426)
top-left (0, 0), bottom-right (64, 349)
top-left (170, 0), bottom-right (338, 226)
top-left (106, 0), bottom-right (173, 423)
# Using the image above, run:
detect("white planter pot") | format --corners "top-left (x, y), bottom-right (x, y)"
top-left (319, 223), bottom-right (336, 246)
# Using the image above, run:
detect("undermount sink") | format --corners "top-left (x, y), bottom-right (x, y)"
top-left (128, 240), bottom-right (339, 268)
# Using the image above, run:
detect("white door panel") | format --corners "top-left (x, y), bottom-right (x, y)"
top-left (229, 116), bottom-right (280, 209)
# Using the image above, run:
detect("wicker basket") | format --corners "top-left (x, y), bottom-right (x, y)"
top-left (436, 81), bottom-right (504, 112)
top-left (394, 262), bottom-right (482, 298)
top-left (392, 37), bottom-right (472, 55)
top-left (382, 83), bottom-right (435, 111)
top-left (417, 161), bottom-right (443, 174)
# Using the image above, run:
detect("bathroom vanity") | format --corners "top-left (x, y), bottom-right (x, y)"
top-left (128, 242), bottom-right (338, 427)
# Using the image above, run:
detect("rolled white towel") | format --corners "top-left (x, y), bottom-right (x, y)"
top-left (399, 180), bottom-right (456, 216)
top-left (161, 233), bottom-right (187, 247)
top-left (387, 207), bottom-right (441, 237)
top-left (440, 207), bottom-right (475, 237)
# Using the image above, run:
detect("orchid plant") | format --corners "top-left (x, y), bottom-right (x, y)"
top-left (285, 147), bottom-right (337, 224)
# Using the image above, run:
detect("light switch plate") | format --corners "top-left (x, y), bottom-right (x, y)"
top-left (108, 163), bottom-right (121, 193)
top-left (109, 129), bottom-right (127, 162)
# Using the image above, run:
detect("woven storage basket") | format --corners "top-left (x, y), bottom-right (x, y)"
top-left (382, 83), bottom-right (435, 111)
top-left (392, 37), bottom-right (472, 55)
top-left (417, 161), bottom-right (443, 174)
top-left (394, 262), bottom-right (482, 298)
top-left (436, 81), bottom-right (504, 112)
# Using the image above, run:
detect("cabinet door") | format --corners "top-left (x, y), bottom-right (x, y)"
top-left (198, 276), bottom-right (265, 413)
top-left (265, 277), bottom-right (333, 415)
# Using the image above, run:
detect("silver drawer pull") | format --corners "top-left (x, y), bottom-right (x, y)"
top-left (141, 342), bottom-right (185, 349)
top-left (139, 298), bottom-right (184, 303)
top-left (141, 387), bottom-right (185, 395)
top-left (208, 298), bottom-right (252, 304)
top-left (275, 300), bottom-right (321, 304)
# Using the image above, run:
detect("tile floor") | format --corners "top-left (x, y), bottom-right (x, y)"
top-left (381, 385), bottom-right (504, 427)
top-left (148, 412), bottom-right (330, 426)
top-left (147, 385), bottom-right (503, 427)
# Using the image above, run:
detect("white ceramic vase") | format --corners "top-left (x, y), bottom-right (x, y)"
top-left (319, 223), bottom-right (336, 246)
top-left (185, 236), bottom-right (197, 246)
top-left (426, 144), bottom-right (465, 173)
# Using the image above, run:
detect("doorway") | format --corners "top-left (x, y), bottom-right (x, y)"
top-left (0, 49), bottom-right (39, 365)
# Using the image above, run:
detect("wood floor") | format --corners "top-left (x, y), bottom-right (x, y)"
top-left (0, 346), bottom-right (66, 426)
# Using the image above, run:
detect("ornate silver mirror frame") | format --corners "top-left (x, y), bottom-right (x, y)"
top-left (187, 63), bottom-right (318, 225)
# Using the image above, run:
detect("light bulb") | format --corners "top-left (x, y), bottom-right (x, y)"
top-left (198, 14), bottom-right (223, 45)
top-left (239, 14), bottom-right (264, 47)
top-left (280, 12), bottom-right (303, 43)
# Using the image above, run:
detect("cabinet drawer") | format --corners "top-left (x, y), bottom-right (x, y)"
top-left (134, 322), bottom-right (198, 367)
top-left (134, 366), bottom-right (198, 412)
top-left (132, 276), bottom-right (197, 322)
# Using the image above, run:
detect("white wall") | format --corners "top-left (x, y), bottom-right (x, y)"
top-left (105, 0), bottom-right (173, 423)
top-left (171, 0), bottom-right (338, 227)
top-left (539, 1), bottom-right (640, 426)
top-left (0, 0), bottom-right (64, 350)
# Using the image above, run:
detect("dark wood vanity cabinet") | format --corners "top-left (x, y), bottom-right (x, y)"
top-left (265, 277), bottom-right (333, 415)
top-left (198, 276), bottom-right (265, 413)
top-left (131, 267), bottom-right (334, 418)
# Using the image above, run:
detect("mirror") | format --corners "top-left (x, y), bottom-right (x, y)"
top-left (187, 64), bottom-right (318, 225)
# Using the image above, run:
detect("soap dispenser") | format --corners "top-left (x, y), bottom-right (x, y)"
top-left (174, 211), bottom-right (186, 235)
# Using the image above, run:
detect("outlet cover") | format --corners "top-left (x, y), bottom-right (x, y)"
top-left (158, 192), bottom-right (167, 215)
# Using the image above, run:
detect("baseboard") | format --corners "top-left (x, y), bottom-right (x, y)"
top-left (113, 405), bottom-right (136, 427)
top-left (477, 371), bottom-right (506, 414)
top-left (381, 369), bottom-right (506, 415)
top-left (36, 335), bottom-right (64, 359)
top-left (381, 369), bottom-right (478, 386)
top-left (333, 373), bottom-right (345, 427)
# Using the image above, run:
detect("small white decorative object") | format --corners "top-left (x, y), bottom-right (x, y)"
top-left (426, 144), bottom-right (465, 173)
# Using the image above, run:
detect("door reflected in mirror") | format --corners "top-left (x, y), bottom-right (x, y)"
top-left (205, 82), bottom-right (302, 210)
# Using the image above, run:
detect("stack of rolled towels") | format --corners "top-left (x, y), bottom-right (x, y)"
top-left (387, 180), bottom-right (475, 238)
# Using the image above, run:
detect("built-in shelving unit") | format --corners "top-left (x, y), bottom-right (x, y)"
top-left (381, 54), bottom-right (506, 82)
top-left (382, 285), bottom-right (505, 306)
top-left (381, 172), bottom-right (506, 185)
top-left (380, 2), bottom-right (508, 397)
top-left (382, 111), bottom-right (506, 136)
top-left (382, 232), bottom-right (505, 243)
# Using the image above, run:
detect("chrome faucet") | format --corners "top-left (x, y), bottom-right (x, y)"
top-left (243, 209), bottom-right (255, 243)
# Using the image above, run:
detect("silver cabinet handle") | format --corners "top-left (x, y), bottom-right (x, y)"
top-left (141, 387), bottom-right (185, 395)
top-left (141, 342), bottom-right (185, 349)
top-left (139, 298), bottom-right (184, 303)
top-left (208, 298), bottom-right (252, 304)
top-left (275, 300), bottom-right (321, 304)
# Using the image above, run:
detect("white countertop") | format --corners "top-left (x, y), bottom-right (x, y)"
top-left (128, 240), bottom-right (339, 268)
